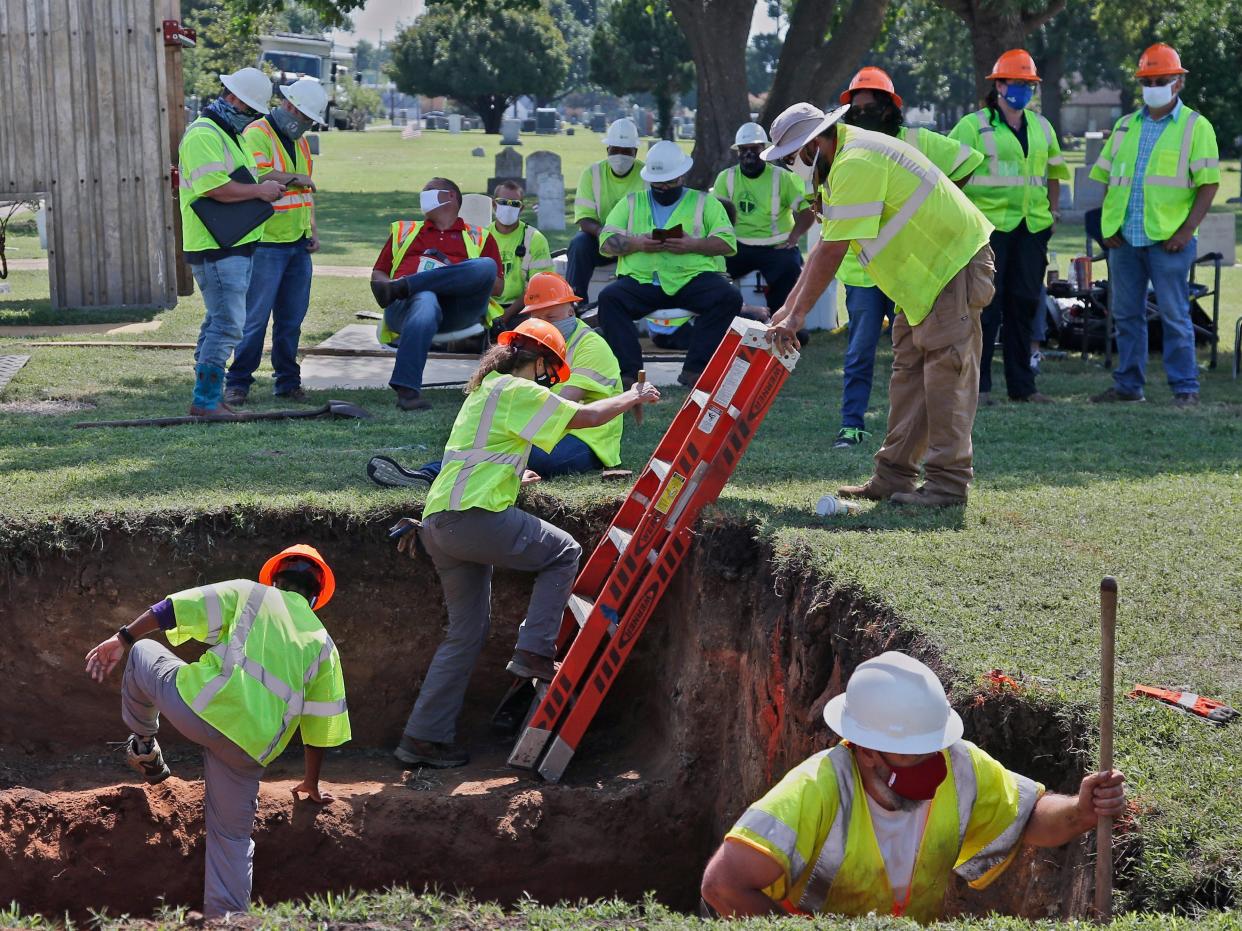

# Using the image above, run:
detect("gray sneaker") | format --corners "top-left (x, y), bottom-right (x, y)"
top-left (126, 734), bottom-right (171, 784)
top-left (1172, 392), bottom-right (1200, 408)
top-left (506, 649), bottom-right (557, 681)
top-left (394, 737), bottom-right (469, 769)
top-left (223, 387), bottom-right (248, 407)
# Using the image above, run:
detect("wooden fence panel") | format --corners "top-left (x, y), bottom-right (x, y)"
top-left (0, 0), bottom-right (176, 310)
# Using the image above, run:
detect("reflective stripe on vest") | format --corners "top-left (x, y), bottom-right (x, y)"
top-left (445, 375), bottom-right (525, 510)
top-left (178, 120), bottom-right (251, 190)
top-left (838, 135), bottom-right (944, 270)
top-left (618, 190), bottom-right (708, 237)
top-left (189, 582), bottom-right (346, 764)
top-left (969, 109), bottom-right (1050, 188)
top-left (250, 120), bottom-right (313, 212)
top-left (1097, 110), bottom-right (1205, 189)
top-left (797, 745), bottom-right (858, 912)
top-left (388, 220), bottom-right (487, 278)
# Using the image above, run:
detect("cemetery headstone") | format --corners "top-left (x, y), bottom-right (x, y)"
top-left (489, 147), bottom-right (525, 192)
top-left (590, 112), bottom-right (607, 133)
top-left (536, 175), bottom-right (567, 231)
top-left (472, 147), bottom-right (485, 157)
top-left (1084, 131), bottom-right (1105, 166)
top-left (501, 119), bottom-right (522, 145)
top-left (448, 114), bottom-right (462, 134)
top-left (1072, 165), bottom-right (1106, 213)
top-left (526, 151), bottom-right (562, 199)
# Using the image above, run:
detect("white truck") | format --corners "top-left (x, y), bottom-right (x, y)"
top-left (258, 33), bottom-right (357, 130)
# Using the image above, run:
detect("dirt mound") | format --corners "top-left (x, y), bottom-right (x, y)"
top-left (0, 509), bottom-right (1091, 920)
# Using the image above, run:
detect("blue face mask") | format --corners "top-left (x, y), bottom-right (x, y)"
top-left (208, 97), bottom-right (254, 134)
top-left (1002, 84), bottom-right (1035, 110)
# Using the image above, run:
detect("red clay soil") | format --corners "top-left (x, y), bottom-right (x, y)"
top-left (0, 510), bottom-right (1092, 919)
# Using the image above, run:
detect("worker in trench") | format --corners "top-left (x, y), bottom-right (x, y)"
top-left (389, 317), bottom-right (659, 769)
top-left (763, 103), bottom-right (996, 508)
top-left (701, 652), bottom-right (1127, 921)
top-left (83, 545), bottom-right (351, 920)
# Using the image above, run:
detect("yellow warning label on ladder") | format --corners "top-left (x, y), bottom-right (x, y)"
top-left (655, 472), bottom-right (686, 514)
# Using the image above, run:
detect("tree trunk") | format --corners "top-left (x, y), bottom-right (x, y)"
top-left (1037, 50), bottom-right (1065, 136)
top-left (669, 0), bottom-right (755, 189)
top-left (472, 95), bottom-right (509, 133)
top-left (934, 0), bottom-right (1067, 104)
top-left (656, 90), bottom-right (675, 141)
top-left (760, 0), bottom-right (891, 125)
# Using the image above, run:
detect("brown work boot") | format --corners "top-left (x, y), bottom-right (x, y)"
top-left (188, 402), bottom-right (238, 418)
top-left (394, 387), bottom-right (432, 412)
top-left (394, 736), bottom-right (469, 769)
top-left (890, 487), bottom-right (968, 508)
top-left (506, 649), bottom-right (557, 681)
top-left (838, 477), bottom-right (911, 501)
top-left (1011, 391), bottom-right (1054, 404)
top-left (677, 368), bottom-right (702, 388)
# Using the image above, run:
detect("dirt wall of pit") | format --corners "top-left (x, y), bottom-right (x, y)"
top-left (0, 508), bottom-right (1094, 919)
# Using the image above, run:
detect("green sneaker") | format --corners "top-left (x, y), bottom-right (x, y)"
top-left (833, 427), bottom-right (871, 449)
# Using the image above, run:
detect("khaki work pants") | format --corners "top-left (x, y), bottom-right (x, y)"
top-left (872, 245), bottom-right (996, 500)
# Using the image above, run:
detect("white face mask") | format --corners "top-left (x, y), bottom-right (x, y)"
top-left (608, 154), bottom-right (636, 175)
top-left (495, 204), bottom-right (521, 225)
top-left (1141, 82), bottom-right (1176, 109)
top-left (420, 189), bottom-right (450, 213)
top-left (790, 146), bottom-right (819, 184)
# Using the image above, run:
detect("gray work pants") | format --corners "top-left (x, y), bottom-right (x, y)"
top-left (122, 640), bottom-right (265, 919)
top-left (404, 506), bottom-right (582, 743)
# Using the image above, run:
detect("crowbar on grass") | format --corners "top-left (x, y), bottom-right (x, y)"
top-left (1096, 576), bottom-right (1118, 922)
top-left (74, 399), bottom-right (372, 429)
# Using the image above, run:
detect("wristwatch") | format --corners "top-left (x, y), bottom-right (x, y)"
top-left (117, 626), bottom-right (136, 647)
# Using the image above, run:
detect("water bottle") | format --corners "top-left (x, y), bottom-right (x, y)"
top-left (816, 495), bottom-right (861, 517)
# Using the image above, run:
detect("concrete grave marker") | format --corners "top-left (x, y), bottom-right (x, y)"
top-left (489, 147), bottom-right (525, 192)
top-left (1072, 166), bottom-right (1106, 213)
top-left (526, 151), bottom-right (562, 199)
top-left (536, 175), bottom-right (567, 231)
top-left (501, 119), bottom-right (522, 145)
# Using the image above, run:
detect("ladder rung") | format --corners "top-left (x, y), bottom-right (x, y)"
top-left (650, 458), bottom-right (671, 480)
top-left (608, 525), bottom-right (633, 554)
top-left (568, 593), bottom-right (594, 628)
top-left (690, 389), bottom-right (710, 407)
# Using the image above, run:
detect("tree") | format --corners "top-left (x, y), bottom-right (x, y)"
top-left (866, 1), bottom-right (977, 125)
top-left (1027, 1), bottom-right (1120, 135)
top-left (388, 5), bottom-right (571, 133)
top-left (227, 0), bottom-right (361, 28)
top-left (590, 0), bottom-right (695, 139)
top-left (547, 0), bottom-right (600, 97)
top-left (930, 0), bottom-right (1067, 102)
top-left (746, 32), bottom-right (782, 96)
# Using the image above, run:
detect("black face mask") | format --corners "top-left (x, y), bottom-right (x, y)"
top-left (847, 104), bottom-right (902, 136)
top-left (534, 358), bottom-right (560, 389)
top-left (651, 185), bottom-right (683, 206)
top-left (738, 151), bottom-right (765, 177)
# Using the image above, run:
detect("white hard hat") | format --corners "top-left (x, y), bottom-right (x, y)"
top-left (823, 652), bottom-right (964, 754)
top-left (761, 102), bottom-right (850, 162)
top-left (733, 122), bottom-right (769, 148)
top-left (640, 140), bottom-right (694, 183)
top-left (280, 78), bottom-right (328, 123)
top-left (220, 67), bottom-right (273, 114)
top-left (604, 117), bottom-right (640, 149)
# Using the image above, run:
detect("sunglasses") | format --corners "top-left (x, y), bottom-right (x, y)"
top-left (494, 198), bottom-right (523, 208)
top-left (1139, 77), bottom-right (1177, 87)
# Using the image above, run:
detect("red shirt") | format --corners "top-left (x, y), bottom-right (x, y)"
top-left (373, 217), bottom-right (504, 284)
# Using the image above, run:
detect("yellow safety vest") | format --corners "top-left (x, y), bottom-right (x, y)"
top-left (488, 221), bottom-right (554, 305)
top-left (244, 116), bottom-right (314, 243)
top-left (378, 220), bottom-right (500, 344)
top-left (177, 117), bottom-right (262, 254)
top-left (713, 163), bottom-right (808, 246)
top-left (821, 124), bottom-right (993, 325)
top-left (168, 579), bottom-right (351, 766)
top-left (1089, 105), bottom-right (1221, 241)
top-left (600, 189), bottom-right (737, 296)
top-left (562, 317), bottom-right (623, 467)
top-left (423, 371), bottom-right (580, 517)
top-left (574, 158), bottom-right (648, 225)
top-left (951, 108), bottom-right (1069, 233)
top-left (727, 742), bottom-right (1042, 923)
top-left (837, 126), bottom-right (985, 289)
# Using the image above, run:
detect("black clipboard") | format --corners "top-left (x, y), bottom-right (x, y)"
top-left (190, 167), bottom-right (275, 248)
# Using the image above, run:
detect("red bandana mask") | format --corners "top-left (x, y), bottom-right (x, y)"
top-left (886, 752), bottom-right (948, 801)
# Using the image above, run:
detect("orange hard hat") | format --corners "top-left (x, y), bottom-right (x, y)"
top-left (1136, 43), bottom-right (1187, 78)
top-left (521, 272), bottom-right (583, 313)
top-left (840, 66), bottom-right (903, 108)
top-left (259, 544), bottom-right (336, 609)
top-left (498, 318), bottom-right (572, 384)
top-left (987, 49), bottom-right (1041, 83)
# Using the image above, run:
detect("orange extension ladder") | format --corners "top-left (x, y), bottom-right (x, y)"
top-left (506, 316), bottom-right (799, 782)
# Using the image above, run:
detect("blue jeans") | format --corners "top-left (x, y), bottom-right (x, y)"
top-left (1109, 238), bottom-right (1199, 395)
top-left (840, 284), bottom-right (896, 429)
top-left (192, 254), bottom-right (253, 369)
top-left (421, 434), bottom-right (602, 481)
top-left (566, 230), bottom-right (616, 303)
top-left (385, 258), bottom-right (497, 392)
top-left (226, 241), bottom-right (313, 395)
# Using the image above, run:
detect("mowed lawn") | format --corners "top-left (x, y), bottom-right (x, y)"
top-left (1, 129), bottom-right (1241, 917)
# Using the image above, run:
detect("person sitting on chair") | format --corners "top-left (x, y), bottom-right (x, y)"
top-left (370, 177), bottom-right (504, 412)
top-left (367, 273), bottom-right (626, 489)
top-left (597, 140), bottom-right (743, 389)
top-left (489, 180), bottom-right (554, 330)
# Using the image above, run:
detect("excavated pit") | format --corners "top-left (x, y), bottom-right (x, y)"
top-left (0, 509), bottom-right (1094, 920)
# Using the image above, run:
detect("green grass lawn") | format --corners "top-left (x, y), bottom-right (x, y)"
top-left (2, 131), bottom-right (1242, 921)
